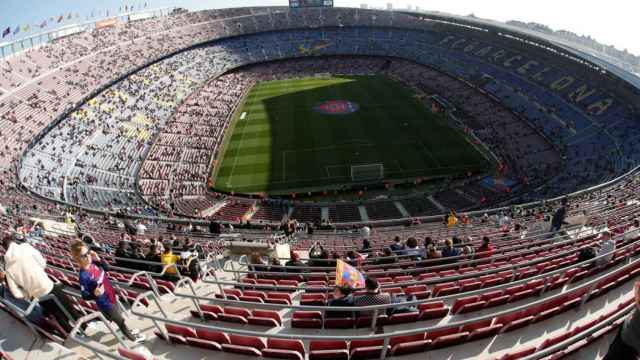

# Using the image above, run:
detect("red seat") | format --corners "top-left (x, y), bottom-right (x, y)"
top-left (220, 307), bottom-right (251, 324)
top-left (118, 347), bottom-right (153, 360)
top-left (249, 310), bottom-right (282, 327)
top-left (292, 311), bottom-right (322, 328)
top-left (309, 340), bottom-right (349, 360)
top-left (431, 332), bottom-right (469, 349)
top-left (452, 296), bottom-right (480, 314)
top-left (301, 294), bottom-right (327, 306)
top-left (350, 339), bottom-right (387, 360)
top-left (263, 339), bottom-right (305, 360)
top-left (404, 285), bottom-right (430, 299)
top-left (499, 346), bottom-right (536, 360)
top-left (385, 312), bottom-right (420, 325)
top-left (222, 334), bottom-right (267, 356)
top-left (165, 324), bottom-right (196, 345)
top-left (461, 319), bottom-right (502, 342)
top-left (196, 329), bottom-right (230, 346)
top-left (325, 317), bottom-right (356, 329)
top-left (458, 301), bottom-right (486, 314)
top-left (239, 295), bottom-right (264, 303)
top-left (243, 290), bottom-right (267, 300)
top-left (266, 292), bottom-right (292, 305)
top-left (389, 334), bottom-right (430, 356)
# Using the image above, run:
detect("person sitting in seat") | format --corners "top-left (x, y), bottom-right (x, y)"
top-left (376, 247), bottom-right (397, 265)
top-left (595, 231), bottom-right (616, 267)
top-left (442, 238), bottom-right (461, 259)
top-left (603, 280), bottom-right (640, 360)
top-left (475, 236), bottom-right (494, 259)
top-left (404, 237), bottom-right (422, 260)
top-left (326, 285), bottom-right (353, 318)
top-left (285, 251), bottom-right (306, 273)
top-left (390, 236), bottom-right (405, 255)
top-left (354, 276), bottom-right (391, 318)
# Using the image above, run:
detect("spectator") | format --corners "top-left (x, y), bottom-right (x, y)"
top-left (135, 220), bottom-right (147, 236)
top-left (270, 257), bottom-right (284, 272)
top-left (354, 276), bottom-right (392, 317)
top-left (390, 236), bottom-right (405, 254)
top-left (285, 251), bottom-right (305, 273)
top-left (160, 244), bottom-right (180, 278)
top-left (326, 285), bottom-right (354, 318)
top-left (0, 274), bottom-right (46, 327)
top-left (550, 197), bottom-right (569, 233)
top-left (625, 219), bottom-right (640, 241)
top-left (360, 238), bottom-right (372, 253)
top-left (595, 231), bottom-right (616, 267)
top-left (426, 244), bottom-right (442, 259)
top-left (475, 236), bottom-right (494, 259)
top-left (249, 252), bottom-right (268, 272)
top-left (442, 238), bottom-right (461, 258)
top-left (603, 280), bottom-right (640, 360)
top-left (326, 252), bottom-right (340, 268)
top-left (344, 251), bottom-right (359, 266)
top-left (404, 237), bottom-right (422, 259)
top-left (2, 233), bottom-right (82, 334)
top-left (70, 241), bottom-right (145, 344)
top-left (376, 247), bottom-right (397, 265)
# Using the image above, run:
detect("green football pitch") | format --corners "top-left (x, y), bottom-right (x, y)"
top-left (212, 75), bottom-right (489, 194)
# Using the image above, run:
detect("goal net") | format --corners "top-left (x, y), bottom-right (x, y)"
top-left (351, 163), bottom-right (384, 182)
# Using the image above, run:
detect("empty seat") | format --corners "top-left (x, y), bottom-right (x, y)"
top-left (222, 334), bottom-right (267, 356)
top-left (292, 311), bottom-right (322, 328)
top-left (220, 307), bottom-right (251, 324)
top-left (263, 339), bottom-right (305, 360)
top-left (118, 347), bottom-right (154, 360)
top-left (190, 329), bottom-right (230, 351)
top-left (389, 333), bottom-right (430, 356)
top-left (309, 340), bottom-right (349, 360)
top-left (350, 339), bottom-right (387, 360)
top-left (248, 310), bottom-right (282, 327)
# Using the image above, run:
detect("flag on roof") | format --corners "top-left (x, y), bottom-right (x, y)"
top-left (40, 20), bottom-right (47, 29)
top-left (22, 24), bottom-right (30, 32)
top-left (57, 15), bottom-right (64, 23)
top-left (335, 259), bottom-right (365, 289)
top-left (2, 27), bottom-right (10, 38)
top-left (13, 26), bottom-right (19, 35)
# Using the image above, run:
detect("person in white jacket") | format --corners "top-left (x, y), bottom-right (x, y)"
top-left (1, 233), bottom-right (81, 334)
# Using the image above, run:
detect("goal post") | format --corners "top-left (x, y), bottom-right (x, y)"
top-left (351, 163), bottom-right (384, 182)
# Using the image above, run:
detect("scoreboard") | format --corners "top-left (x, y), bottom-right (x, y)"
top-left (289, 0), bottom-right (334, 8)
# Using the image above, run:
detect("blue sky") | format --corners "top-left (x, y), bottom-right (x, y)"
top-left (1, 1), bottom-right (639, 56)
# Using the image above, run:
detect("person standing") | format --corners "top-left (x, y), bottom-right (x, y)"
top-left (603, 281), bottom-right (640, 359)
top-left (550, 198), bottom-right (569, 234)
top-left (70, 241), bottom-right (145, 344)
top-left (2, 233), bottom-right (82, 335)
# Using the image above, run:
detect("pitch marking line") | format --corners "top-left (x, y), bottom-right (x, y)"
top-left (227, 89), bottom-right (257, 186)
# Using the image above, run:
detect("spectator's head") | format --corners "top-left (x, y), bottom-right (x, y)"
top-left (331, 252), bottom-right (341, 260)
top-left (635, 219), bottom-right (640, 228)
top-left (482, 236), bottom-right (491, 246)
top-left (290, 251), bottom-right (300, 262)
top-left (70, 240), bottom-right (91, 268)
top-left (1, 232), bottom-right (15, 250)
top-left (382, 247), bottom-right (393, 257)
top-left (270, 257), bottom-right (281, 266)
top-left (250, 252), bottom-right (263, 265)
top-left (162, 243), bottom-right (172, 254)
top-left (394, 236), bottom-right (401, 243)
top-left (445, 238), bottom-right (453, 248)
top-left (406, 237), bottom-right (418, 248)
top-left (346, 250), bottom-right (357, 260)
top-left (364, 276), bottom-right (379, 293)
top-left (334, 285), bottom-right (352, 299)
top-left (452, 236), bottom-right (461, 245)
top-left (362, 238), bottom-right (371, 248)
top-left (601, 231), bottom-right (612, 241)
top-left (424, 237), bottom-right (433, 247)
top-left (561, 197), bottom-right (568, 206)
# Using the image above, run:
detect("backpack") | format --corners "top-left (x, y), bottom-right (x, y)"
top-left (578, 247), bottom-right (597, 263)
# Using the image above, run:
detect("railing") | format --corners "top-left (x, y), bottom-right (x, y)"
top-left (176, 230), bottom-right (640, 317)
top-left (127, 253), bottom-right (640, 360)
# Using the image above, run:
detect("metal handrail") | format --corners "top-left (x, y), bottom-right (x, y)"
top-left (522, 301), bottom-right (636, 360)
top-left (173, 234), bottom-right (640, 315)
top-left (130, 254), bottom-right (640, 358)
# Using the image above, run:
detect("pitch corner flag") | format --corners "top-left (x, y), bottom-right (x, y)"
top-left (335, 259), bottom-right (365, 289)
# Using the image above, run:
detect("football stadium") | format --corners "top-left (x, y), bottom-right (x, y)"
top-left (0, 1), bottom-right (640, 360)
